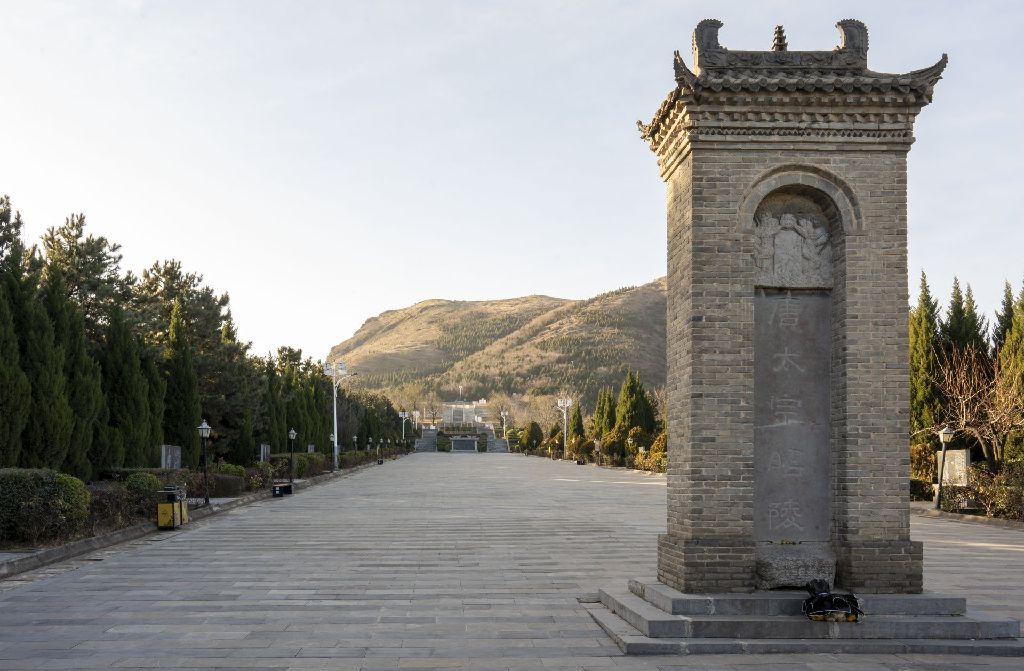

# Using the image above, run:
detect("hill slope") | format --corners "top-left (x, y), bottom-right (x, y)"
top-left (328, 278), bottom-right (666, 409)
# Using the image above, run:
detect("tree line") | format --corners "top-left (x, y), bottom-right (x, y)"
top-left (512, 370), bottom-right (666, 469)
top-left (910, 272), bottom-right (1024, 471)
top-left (0, 196), bottom-right (403, 479)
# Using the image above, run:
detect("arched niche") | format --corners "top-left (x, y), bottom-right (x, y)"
top-left (747, 175), bottom-right (853, 588)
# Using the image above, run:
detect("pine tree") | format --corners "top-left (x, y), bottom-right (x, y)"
top-left (42, 267), bottom-right (105, 478)
top-left (992, 281), bottom-right (1016, 355)
top-left (162, 299), bottom-right (201, 468)
top-left (0, 282), bottom-right (30, 467)
top-left (908, 272), bottom-right (942, 440)
top-left (615, 371), bottom-right (656, 434)
top-left (100, 307), bottom-right (150, 467)
top-left (568, 402), bottom-right (585, 443)
top-left (41, 213), bottom-right (124, 347)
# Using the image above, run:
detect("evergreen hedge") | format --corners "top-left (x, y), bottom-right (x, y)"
top-left (0, 468), bottom-right (90, 543)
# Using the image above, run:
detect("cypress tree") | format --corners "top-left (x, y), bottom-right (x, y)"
top-left (100, 307), bottom-right (150, 467)
top-left (43, 267), bottom-right (104, 478)
top-left (13, 262), bottom-right (73, 469)
top-left (142, 351), bottom-right (165, 466)
top-left (261, 362), bottom-right (286, 452)
top-left (909, 272), bottom-right (942, 439)
top-left (0, 282), bottom-right (30, 466)
top-left (162, 299), bottom-right (201, 468)
top-left (963, 285), bottom-right (990, 354)
top-left (230, 407), bottom-right (255, 465)
top-left (591, 387), bottom-right (616, 437)
top-left (615, 371), bottom-right (656, 434)
top-left (941, 278), bottom-right (989, 354)
top-left (568, 402), bottom-right (585, 442)
top-left (993, 281), bottom-right (1016, 355)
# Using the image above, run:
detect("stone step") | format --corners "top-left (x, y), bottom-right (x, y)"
top-left (585, 604), bottom-right (1024, 656)
top-left (629, 577), bottom-right (967, 616)
top-left (600, 588), bottom-right (688, 637)
top-left (600, 587), bottom-right (1017, 641)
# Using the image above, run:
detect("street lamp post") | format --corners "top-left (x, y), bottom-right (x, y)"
top-left (500, 410), bottom-right (508, 439)
top-left (328, 433), bottom-right (335, 473)
top-left (323, 361), bottom-right (351, 473)
top-left (399, 412), bottom-right (409, 441)
top-left (197, 420), bottom-right (212, 505)
top-left (556, 398), bottom-right (573, 460)
top-left (936, 425), bottom-right (955, 510)
top-left (378, 437), bottom-right (384, 465)
top-left (288, 428), bottom-right (297, 484)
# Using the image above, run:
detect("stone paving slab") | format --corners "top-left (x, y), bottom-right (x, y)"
top-left (0, 454), bottom-right (1022, 670)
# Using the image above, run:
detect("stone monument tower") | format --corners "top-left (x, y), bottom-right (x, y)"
top-left (638, 19), bottom-right (947, 594)
top-left (588, 21), bottom-right (1021, 655)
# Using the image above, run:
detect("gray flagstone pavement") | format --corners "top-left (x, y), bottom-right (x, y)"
top-left (1, 452), bottom-right (1022, 670)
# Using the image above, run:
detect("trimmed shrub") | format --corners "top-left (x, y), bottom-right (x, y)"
top-left (967, 463), bottom-right (1024, 520)
top-left (213, 461), bottom-right (245, 478)
top-left (211, 474), bottom-right (245, 497)
top-left (268, 453), bottom-right (328, 479)
top-left (125, 472), bottom-right (161, 499)
top-left (938, 485), bottom-right (974, 513)
top-left (0, 469), bottom-right (90, 544)
top-left (910, 478), bottom-right (934, 501)
top-left (909, 442), bottom-right (936, 481)
top-left (99, 468), bottom-right (188, 489)
top-left (185, 471), bottom-right (245, 499)
top-left (246, 462), bottom-right (274, 491)
top-left (600, 427), bottom-right (627, 467)
top-left (87, 481), bottom-right (140, 532)
top-left (340, 451), bottom-right (375, 469)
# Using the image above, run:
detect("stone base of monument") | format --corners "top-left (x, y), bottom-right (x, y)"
top-left (585, 578), bottom-right (1024, 656)
top-left (756, 543), bottom-right (836, 590)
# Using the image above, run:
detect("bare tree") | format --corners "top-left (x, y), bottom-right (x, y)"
top-left (930, 346), bottom-right (1024, 470)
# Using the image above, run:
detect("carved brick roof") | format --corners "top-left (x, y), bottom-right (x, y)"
top-left (639, 19), bottom-right (947, 146)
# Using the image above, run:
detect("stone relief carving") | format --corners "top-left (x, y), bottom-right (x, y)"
top-left (754, 196), bottom-right (833, 288)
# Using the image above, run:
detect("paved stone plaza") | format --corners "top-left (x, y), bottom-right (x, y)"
top-left (1, 453), bottom-right (1022, 670)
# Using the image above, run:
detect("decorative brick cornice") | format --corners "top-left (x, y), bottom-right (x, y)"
top-left (639, 19), bottom-right (946, 159)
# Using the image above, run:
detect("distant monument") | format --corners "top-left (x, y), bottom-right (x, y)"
top-left (160, 445), bottom-right (181, 470)
top-left (442, 398), bottom-right (488, 427)
top-left (587, 19), bottom-right (1020, 655)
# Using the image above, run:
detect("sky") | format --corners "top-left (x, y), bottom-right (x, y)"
top-left (1, 1), bottom-right (1021, 358)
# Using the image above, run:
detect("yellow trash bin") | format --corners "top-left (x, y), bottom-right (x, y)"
top-left (157, 486), bottom-right (187, 530)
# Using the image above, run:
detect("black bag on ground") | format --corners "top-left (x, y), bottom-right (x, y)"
top-left (801, 579), bottom-right (863, 622)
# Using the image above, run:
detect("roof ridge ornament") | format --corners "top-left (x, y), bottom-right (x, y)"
top-left (772, 26), bottom-right (788, 52)
top-left (835, 19), bottom-right (868, 57)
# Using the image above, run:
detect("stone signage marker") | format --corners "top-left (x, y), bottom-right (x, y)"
top-left (588, 20), bottom-right (1022, 655)
top-left (160, 444), bottom-right (181, 470)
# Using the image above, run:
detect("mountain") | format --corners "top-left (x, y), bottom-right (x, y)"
top-left (328, 278), bottom-right (666, 413)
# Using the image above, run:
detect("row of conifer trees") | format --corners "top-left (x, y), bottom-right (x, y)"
top-left (909, 271), bottom-right (1024, 469)
top-left (0, 196), bottom-right (402, 480)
